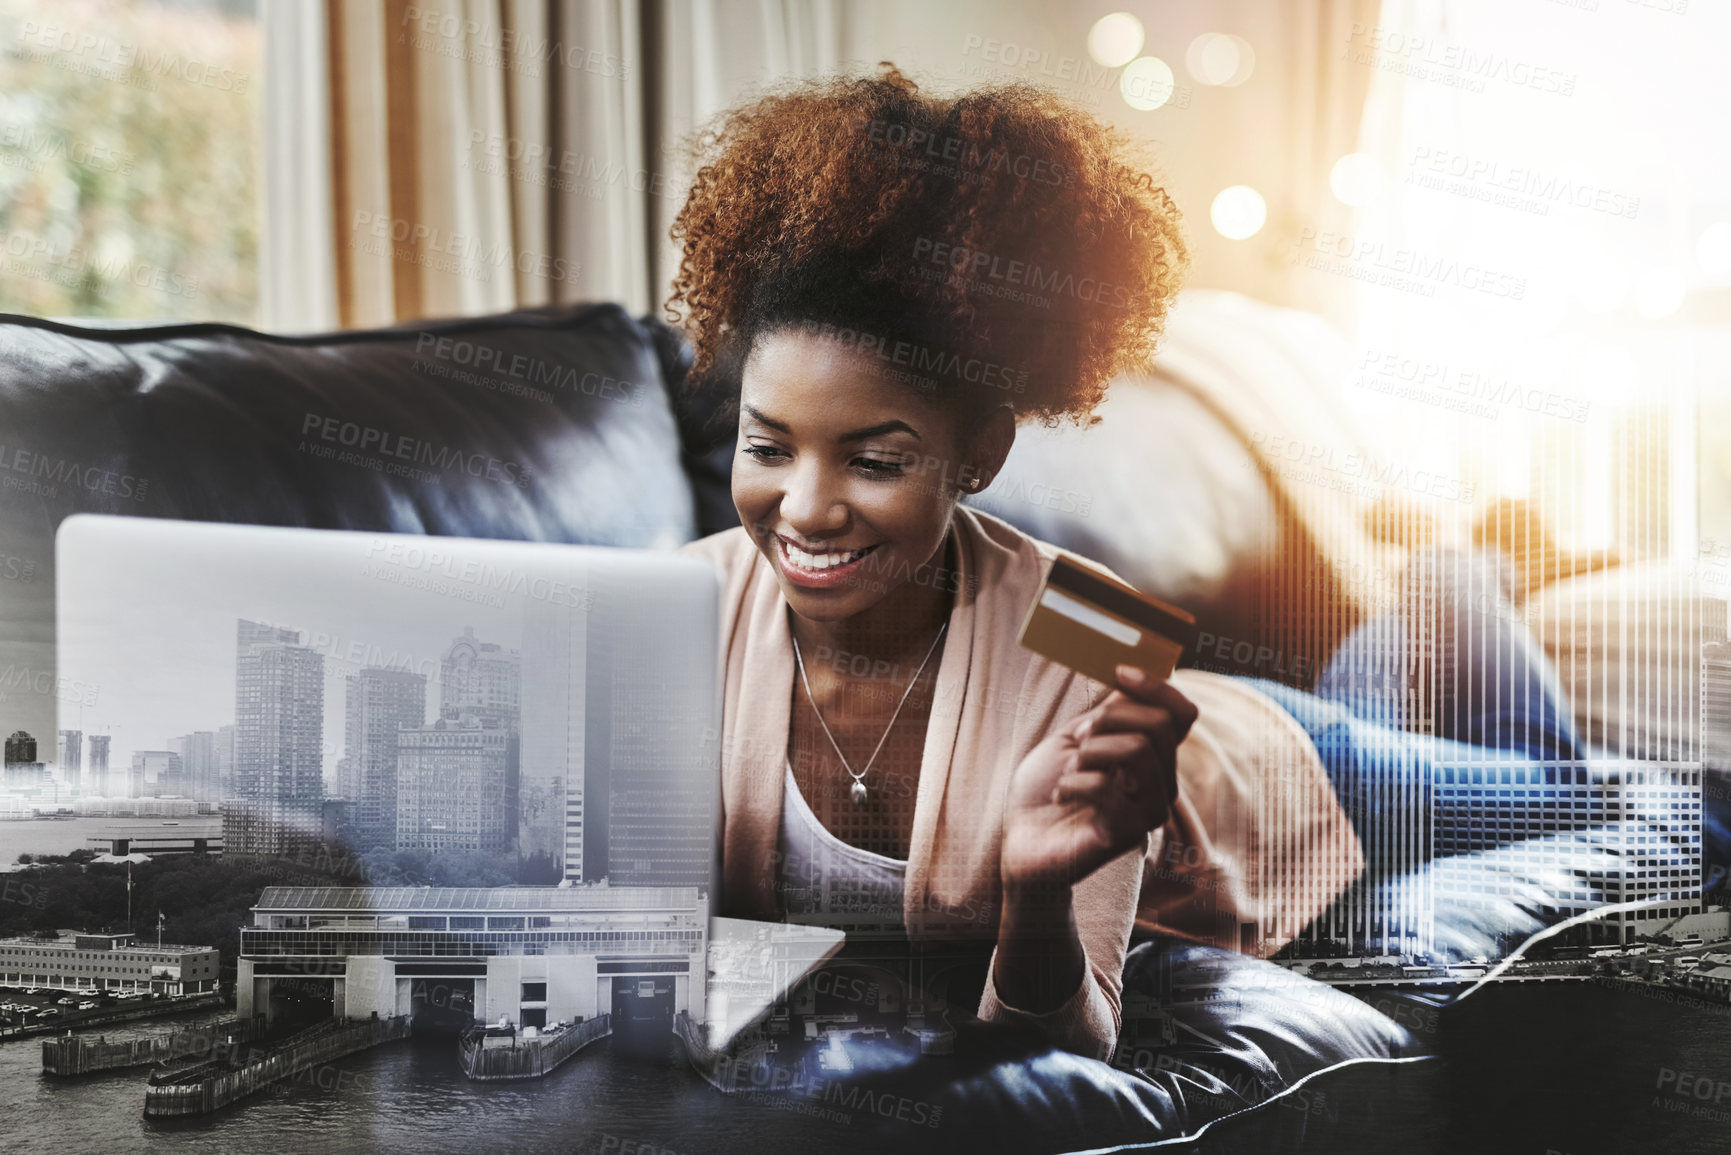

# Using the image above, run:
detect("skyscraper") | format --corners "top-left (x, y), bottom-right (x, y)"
top-left (440, 627), bottom-right (520, 732)
top-left (520, 594), bottom-right (586, 872)
top-left (343, 666), bottom-right (427, 849)
top-left (225, 619), bottom-right (326, 857)
top-left (87, 734), bottom-right (111, 796)
top-left (57, 729), bottom-right (82, 793)
top-left (4, 730), bottom-right (36, 765)
top-left (580, 586), bottom-right (715, 888)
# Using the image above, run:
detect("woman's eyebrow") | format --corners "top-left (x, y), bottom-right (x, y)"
top-left (742, 405), bottom-right (920, 443)
top-left (839, 419), bottom-right (920, 442)
top-left (742, 404), bottom-right (791, 432)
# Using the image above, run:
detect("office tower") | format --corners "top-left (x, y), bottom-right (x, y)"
top-left (57, 729), bottom-right (82, 793)
top-left (87, 734), bottom-right (111, 796)
top-left (343, 666), bottom-right (428, 849)
top-left (4, 730), bottom-right (36, 765)
top-left (395, 713), bottom-right (513, 853)
top-left (582, 590), bottom-right (714, 888)
top-left (521, 594), bottom-right (586, 874)
top-left (440, 627), bottom-right (521, 733)
top-left (174, 731), bottom-right (218, 803)
top-left (129, 750), bottom-right (182, 798)
top-left (225, 619), bottom-right (325, 857)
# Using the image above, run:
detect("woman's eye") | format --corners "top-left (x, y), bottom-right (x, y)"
top-left (742, 444), bottom-right (787, 462)
top-left (854, 457), bottom-right (905, 476)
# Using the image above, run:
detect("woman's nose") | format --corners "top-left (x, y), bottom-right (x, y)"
top-left (779, 460), bottom-right (848, 533)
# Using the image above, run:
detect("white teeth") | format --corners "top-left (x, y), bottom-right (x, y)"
top-left (782, 540), bottom-right (870, 572)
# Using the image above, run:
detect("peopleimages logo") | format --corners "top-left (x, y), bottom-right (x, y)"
top-left (0, 441), bottom-right (150, 502)
top-left (299, 413), bottom-right (533, 489)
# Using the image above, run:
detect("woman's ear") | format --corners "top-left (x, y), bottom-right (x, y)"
top-left (966, 404), bottom-right (1017, 491)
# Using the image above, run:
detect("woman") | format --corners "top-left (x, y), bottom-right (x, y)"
top-left (669, 64), bottom-right (1361, 1064)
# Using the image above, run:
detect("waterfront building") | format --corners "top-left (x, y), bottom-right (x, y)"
top-left (2, 760), bottom-right (49, 793)
top-left (236, 886), bottom-right (706, 1029)
top-left (0, 932), bottom-right (219, 995)
top-left (87, 822), bottom-right (223, 856)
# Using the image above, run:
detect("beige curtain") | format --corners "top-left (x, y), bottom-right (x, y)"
top-left (263, 0), bottom-right (889, 330)
top-left (264, 1), bottom-right (1381, 332)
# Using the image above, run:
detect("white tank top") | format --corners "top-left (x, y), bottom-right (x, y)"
top-left (777, 762), bottom-right (907, 936)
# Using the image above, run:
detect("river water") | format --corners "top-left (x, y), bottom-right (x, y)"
top-left (2, 983), bottom-right (1726, 1154)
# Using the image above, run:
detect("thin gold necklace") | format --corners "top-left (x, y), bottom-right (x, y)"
top-left (791, 620), bottom-right (947, 806)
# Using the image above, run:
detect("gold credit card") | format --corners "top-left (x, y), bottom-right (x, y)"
top-left (1019, 554), bottom-right (1199, 686)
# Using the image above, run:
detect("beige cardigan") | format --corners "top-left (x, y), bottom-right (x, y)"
top-left (678, 506), bottom-right (1362, 1059)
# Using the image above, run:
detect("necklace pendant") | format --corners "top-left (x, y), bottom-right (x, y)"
top-left (850, 779), bottom-right (868, 807)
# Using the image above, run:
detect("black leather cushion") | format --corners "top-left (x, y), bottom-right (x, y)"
top-left (0, 303), bottom-right (694, 746)
top-left (696, 937), bottom-right (1422, 1154)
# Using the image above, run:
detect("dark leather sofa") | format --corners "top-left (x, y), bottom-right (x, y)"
top-left (0, 301), bottom-right (1475, 1152)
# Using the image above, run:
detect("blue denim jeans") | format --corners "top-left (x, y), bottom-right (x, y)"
top-left (1237, 549), bottom-right (1586, 880)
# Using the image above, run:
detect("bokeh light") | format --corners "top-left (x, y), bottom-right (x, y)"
top-left (1329, 153), bottom-right (1385, 208)
top-left (1185, 33), bottom-right (1255, 86)
top-left (1697, 221), bottom-right (1731, 279)
top-left (1634, 266), bottom-right (1686, 319)
top-left (1119, 56), bottom-right (1176, 111)
top-left (1210, 186), bottom-right (1267, 239)
top-left (1087, 13), bottom-right (1144, 69)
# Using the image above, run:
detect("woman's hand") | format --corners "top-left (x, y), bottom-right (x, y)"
top-left (999, 665), bottom-right (1200, 899)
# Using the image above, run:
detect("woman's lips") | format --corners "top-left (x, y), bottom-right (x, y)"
top-left (774, 535), bottom-right (881, 590)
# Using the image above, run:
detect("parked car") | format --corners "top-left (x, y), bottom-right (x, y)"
top-left (55, 996), bottom-right (75, 1006)
top-left (78, 1001), bottom-right (97, 1010)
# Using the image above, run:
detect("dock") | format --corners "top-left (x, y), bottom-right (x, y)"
top-left (142, 1015), bottom-right (411, 1117)
top-left (42, 1016), bottom-right (260, 1076)
top-left (456, 1014), bottom-right (611, 1080)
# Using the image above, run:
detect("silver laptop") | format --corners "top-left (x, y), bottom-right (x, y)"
top-left (55, 513), bottom-right (838, 1049)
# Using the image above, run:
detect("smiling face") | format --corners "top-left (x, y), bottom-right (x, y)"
top-left (732, 327), bottom-right (1009, 624)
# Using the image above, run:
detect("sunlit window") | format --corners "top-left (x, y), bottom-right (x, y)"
top-left (0, 0), bottom-right (260, 322)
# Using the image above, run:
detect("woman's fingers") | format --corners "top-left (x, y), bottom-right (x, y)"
top-left (1110, 668), bottom-right (1200, 734)
top-left (1072, 731), bottom-right (1153, 775)
top-left (1050, 769), bottom-right (1112, 806)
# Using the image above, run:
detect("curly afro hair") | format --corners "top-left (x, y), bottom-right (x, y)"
top-left (664, 62), bottom-right (1189, 432)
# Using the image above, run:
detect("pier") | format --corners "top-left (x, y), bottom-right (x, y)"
top-left (0, 992), bottom-right (227, 1042)
top-left (42, 1016), bottom-right (260, 1076)
top-left (456, 1014), bottom-right (611, 1081)
top-left (142, 1015), bottom-right (411, 1117)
